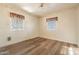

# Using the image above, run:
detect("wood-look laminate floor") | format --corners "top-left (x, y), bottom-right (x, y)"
top-left (0, 37), bottom-right (78, 55)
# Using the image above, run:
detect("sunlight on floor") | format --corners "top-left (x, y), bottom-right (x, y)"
top-left (61, 46), bottom-right (79, 55)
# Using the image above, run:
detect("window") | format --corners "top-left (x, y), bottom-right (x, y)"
top-left (10, 12), bottom-right (25, 31)
top-left (46, 17), bottom-right (58, 31)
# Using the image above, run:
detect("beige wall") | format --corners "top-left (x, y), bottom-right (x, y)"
top-left (77, 6), bottom-right (79, 46)
top-left (0, 4), bottom-right (39, 47)
top-left (39, 7), bottom-right (78, 44)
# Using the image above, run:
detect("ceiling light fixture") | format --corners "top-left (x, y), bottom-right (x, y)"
top-left (40, 3), bottom-right (44, 7)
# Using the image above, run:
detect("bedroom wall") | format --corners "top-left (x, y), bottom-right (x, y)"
top-left (39, 7), bottom-right (78, 44)
top-left (77, 6), bottom-right (79, 46)
top-left (0, 4), bottom-right (39, 47)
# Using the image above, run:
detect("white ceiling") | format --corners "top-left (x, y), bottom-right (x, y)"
top-left (16, 3), bottom-right (79, 17)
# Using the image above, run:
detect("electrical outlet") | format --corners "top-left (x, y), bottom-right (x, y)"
top-left (7, 36), bottom-right (11, 41)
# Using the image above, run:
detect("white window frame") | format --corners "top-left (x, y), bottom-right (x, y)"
top-left (10, 18), bottom-right (24, 31)
top-left (46, 17), bottom-right (57, 31)
top-left (47, 20), bottom-right (56, 31)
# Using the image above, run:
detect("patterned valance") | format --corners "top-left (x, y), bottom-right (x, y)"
top-left (10, 12), bottom-right (25, 19)
top-left (46, 17), bottom-right (58, 22)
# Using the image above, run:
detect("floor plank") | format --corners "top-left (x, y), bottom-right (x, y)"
top-left (0, 37), bottom-right (78, 55)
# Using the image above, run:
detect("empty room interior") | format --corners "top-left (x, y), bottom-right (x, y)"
top-left (0, 3), bottom-right (79, 55)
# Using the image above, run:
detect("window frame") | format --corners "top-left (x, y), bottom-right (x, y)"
top-left (10, 12), bottom-right (25, 31)
top-left (46, 17), bottom-right (58, 31)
